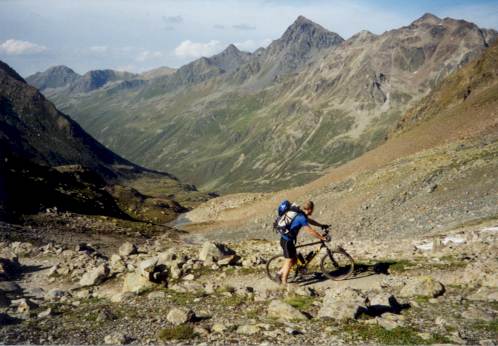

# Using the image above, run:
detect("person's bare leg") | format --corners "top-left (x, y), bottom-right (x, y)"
top-left (281, 258), bottom-right (296, 284)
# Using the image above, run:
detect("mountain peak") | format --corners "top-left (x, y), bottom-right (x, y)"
top-left (225, 44), bottom-right (240, 53)
top-left (287, 15), bottom-right (324, 32)
top-left (280, 15), bottom-right (343, 47)
top-left (46, 65), bottom-right (77, 74)
top-left (413, 13), bottom-right (442, 26)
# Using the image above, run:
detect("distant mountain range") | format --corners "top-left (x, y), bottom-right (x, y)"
top-left (0, 61), bottom-right (209, 221)
top-left (28, 13), bottom-right (498, 193)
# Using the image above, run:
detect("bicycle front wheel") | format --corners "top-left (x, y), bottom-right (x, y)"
top-left (320, 249), bottom-right (354, 281)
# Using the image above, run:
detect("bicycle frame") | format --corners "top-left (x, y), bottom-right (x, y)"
top-left (295, 240), bottom-right (328, 267)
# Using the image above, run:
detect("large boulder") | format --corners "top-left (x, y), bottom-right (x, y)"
top-left (199, 241), bottom-right (235, 263)
top-left (119, 242), bottom-right (137, 257)
top-left (318, 288), bottom-right (367, 320)
top-left (166, 307), bottom-right (195, 325)
top-left (122, 272), bottom-right (154, 294)
top-left (79, 264), bottom-right (109, 287)
top-left (399, 276), bottom-right (445, 298)
top-left (267, 300), bottom-right (308, 321)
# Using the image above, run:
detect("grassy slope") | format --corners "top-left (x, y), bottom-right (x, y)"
top-left (49, 17), bottom-right (495, 194)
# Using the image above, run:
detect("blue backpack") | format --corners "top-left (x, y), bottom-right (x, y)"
top-left (273, 200), bottom-right (302, 237)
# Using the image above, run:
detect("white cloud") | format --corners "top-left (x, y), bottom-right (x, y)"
top-left (0, 39), bottom-right (47, 55)
top-left (174, 40), bottom-right (224, 58)
top-left (234, 38), bottom-right (272, 52)
top-left (136, 50), bottom-right (163, 62)
top-left (89, 45), bottom-right (108, 53)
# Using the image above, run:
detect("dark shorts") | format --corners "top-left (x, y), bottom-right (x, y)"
top-left (280, 238), bottom-right (297, 259)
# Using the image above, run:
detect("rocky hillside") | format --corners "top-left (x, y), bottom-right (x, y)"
top-left (0, 61), bottom-right (210, 222)
top-left (177, 39), bottom-right (498, 242)
top-left (0, 218), bottom-right (496, 344)
top-left (31, 14), bottom-right (497, 193)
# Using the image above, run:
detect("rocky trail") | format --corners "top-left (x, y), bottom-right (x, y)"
top-left (0, 217), bottom-right (496, 345)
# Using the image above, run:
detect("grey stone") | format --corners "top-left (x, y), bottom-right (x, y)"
top-left (104, 332), bottom-right (127, 345)
top-left (167, 307), bottom-right (195, 325)
top-left (118, 242), bottom-right (137, 257)
top-left (462, 307), bottom-right (494, 321)
top-left (157, 249), bottom-right (177, 265)
top-left (147, 291), bottom-right (166, 300)
top-left (11, 298), bottom-right (38, 313)
top-left (267, 300), bottom-right (308, 321)
top-left (199, 241), bottom-right (234, 262)
top-left (45, 289), bottom-right (66, 301)
top-left (122, 272), bottom-right (154, 294)
top-left (236, 324), bottom-right (261, 335)
top-left (111, 292), bottom-right (135, 303)
top-left (38, 308), bottom-right (52, 318)
top-left (318, 288), bottom-right (367, 320)
top-left (79, 264), bottom-right (109, 287)
top-left (138, 257), bottom-right (158, 277)
top-left (399, 276), bottom-right (444, 298)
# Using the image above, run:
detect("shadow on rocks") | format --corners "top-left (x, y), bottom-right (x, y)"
top-left (358, 296), bottom-right (411, 318)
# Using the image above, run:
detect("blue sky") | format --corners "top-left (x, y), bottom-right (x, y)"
top-left (1, 0), bottom-right (497, 76)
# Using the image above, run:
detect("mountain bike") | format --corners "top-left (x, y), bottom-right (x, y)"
top-left (266, 230), bottom-right (354, 282)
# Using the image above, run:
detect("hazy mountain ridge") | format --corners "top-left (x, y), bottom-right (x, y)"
top-left (29, 14), bottom-right (498, 193)
top-left (0, 61), bottom-right (210, 222)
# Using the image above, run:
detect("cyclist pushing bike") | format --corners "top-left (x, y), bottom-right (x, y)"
top-left (275, 200), bottom-right (330, 285)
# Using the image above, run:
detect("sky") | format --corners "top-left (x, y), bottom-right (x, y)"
top-left (1, 0), bottom-right (498, 76)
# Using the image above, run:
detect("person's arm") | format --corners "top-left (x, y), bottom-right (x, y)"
top-left (308, 218), bottom-right (323, 227)
top-left (308, 218), bottom-right (330, 230)
top-left (303, 225), bottom-right (326, 241)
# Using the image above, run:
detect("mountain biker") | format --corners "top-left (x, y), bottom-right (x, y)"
top-left (277, 200), bottom-right (329, 285)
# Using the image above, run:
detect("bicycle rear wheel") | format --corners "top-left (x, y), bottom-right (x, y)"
top-left (320, 248), bottom-right (354, 281)
top-left (265, 255), bottom-right (298, 283)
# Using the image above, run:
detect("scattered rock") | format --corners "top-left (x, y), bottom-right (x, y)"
top-left (468, 287), bottom-right (498, 302)
top-left (236, 324), bottom-right (261, 335)
top-left (147, 291), bottom-right (166, 300)
top-left (11, 298), bottom-right (38, 314)
top-left (267, 300), bottom-right (308, 321)
top-left (461, 307), bottom-right (495, 321)
top-left (45, 289), bottom-right (66, 301)
top-left (199, 241), bottom-right (235, 262)
top-left (211, 323), bottom-right (228, 333)
top-left (157, 249), bottom-right (177, 265)
top-left (138, 257), bottom-right (158, 277)
top-left (318, 288), bottom-right (367, 320)
top-left (79, 264), bottom-right (109, 287)
top-left (122, 272), bottom-right (154, 294)
top-left (217, 255), bottom-right (240, 266)
top-left (38, 308), bottom-right (53, 318)
top-left (376, 313), bottom-right (405, 330)
top-left (119, 242), bottom-right (137, 257)
top-left (166, 307), bottom-right (195, 325)
top-left (104, 332), bottom-right (128, 345)
top-left (111, 292), bottom-right (135, 303)
top-left (399, 276), bottom-right (445, 298)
